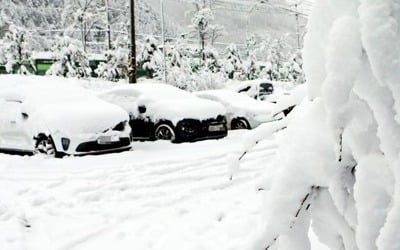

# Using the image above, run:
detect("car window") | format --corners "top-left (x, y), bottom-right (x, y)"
top-left (259, 83), bottom-right (274, 95)
top-left (238, 86), bottom-right (251, 93)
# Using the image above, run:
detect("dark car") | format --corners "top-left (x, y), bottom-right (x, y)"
top-left (99, 83), bottom-right (228, 143)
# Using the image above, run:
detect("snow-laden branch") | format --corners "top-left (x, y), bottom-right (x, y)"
top-left (256, 0), bottom-right (400, 249)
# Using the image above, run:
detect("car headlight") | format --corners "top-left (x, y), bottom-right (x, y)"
top-left (112, 121), bottom-right (127, 131)
top-left (61, 138), bottom-right (70, 151)
top-left (180, 125), bottom-right (196, 134)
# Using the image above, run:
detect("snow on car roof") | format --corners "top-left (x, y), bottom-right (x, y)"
top-left (0, 75), bottom-right (129, 134)
top-left (229, 79), bottom-right (294, 91)
top-left (0, 75), bottom-right (98, 104)
top-left (101, 83), bottom-right (227, 125)
top-left (196, 89), bottom-right (274, 109)
top-left (101, 82), bottom-right (194, 100)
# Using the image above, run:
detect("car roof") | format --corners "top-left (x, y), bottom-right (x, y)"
top-left (197, 89), bottom-right (258, 103)
top-left (103, 83), bottom-right (194, 100)
top-left (0, 79), bottom-right (98, 109)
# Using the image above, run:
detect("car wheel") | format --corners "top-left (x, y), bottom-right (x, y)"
top-left (231, 118), bottom-right (250, 130)
top-left (34, 135), bottom-right (57, 157)
top-left (154, 124), bottom-right (176, 141)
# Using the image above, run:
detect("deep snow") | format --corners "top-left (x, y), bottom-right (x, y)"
top-left (0, 129), bottom-right (326, 250)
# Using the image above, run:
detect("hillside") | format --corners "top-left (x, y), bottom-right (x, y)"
top-left (0, 0), bottom-right (307, 52)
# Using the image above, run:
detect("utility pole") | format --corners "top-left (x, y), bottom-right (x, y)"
top-left (129, 0), bottom-right (137, 83)
top-left (105, 0), bottom-right (112, 50)
top-left (160, 0), bottom-right (167, 83)
top-left (295, 2), bottom-right (301, 49)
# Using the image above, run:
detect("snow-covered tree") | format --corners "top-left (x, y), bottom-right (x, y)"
top-left (47, 37), bottom-right (91, 78)
top-left (203, 46), bottom-right (220, 73)
top-left (245, 34), bottom-right (260, 58)
top-left (286, 50), bottom-right (305, 83)
top-left (189, 7), bottom-right (213, 61)
top-left (165, 38), bottom-right (227, 91)
top-left (187, 0), bottom-right (225, 61)
top-left (0, 24), bottom-right (35, 74)
top-left (62, 0), bottom-right (104, 52)
top-left (223, 44), bottom-right (243, 79)
top-left (95, 48), bottom-right (128, 81)
top-left (209, 24), bottom-right (225, 46)
top-left (245, 0), bottom-right (400, 249)
top-left (243, 54), bottom-right (258, 80)
top-left (0, 0), bottom-right (174, 53)
top-left (137, 36), bottom-right (163, 79)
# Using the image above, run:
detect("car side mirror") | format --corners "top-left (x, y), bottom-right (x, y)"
top-left (138, 105), bottom-right (147, 114)
top-left (21, 112), bottom-right (29, 119)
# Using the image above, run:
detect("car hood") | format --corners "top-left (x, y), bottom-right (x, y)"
top-left (139, 98), bottom-right (226, 124)
top-left (27, 101), bottom-right (129, 135)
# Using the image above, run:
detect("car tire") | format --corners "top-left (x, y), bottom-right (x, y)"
top-left (34, 135), bottom-right (58, 157)
top-left (154, 124), bottom-right (176, 142)
top-left (231, 118), bottom-right (250, 130)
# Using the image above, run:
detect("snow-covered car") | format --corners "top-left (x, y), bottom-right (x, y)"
top-left (270, 84), bottom-right (307, 117)
top-left (99, 83), bottom-right (228, 142)
top-left (0, 76), bottom-right (132, 157)
top-left (195, 89), bottom-right (284, 130)
top-left (230, 79), bottom-right (293, 103)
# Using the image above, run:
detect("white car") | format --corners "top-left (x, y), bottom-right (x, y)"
top-left (230, 79), bottom-right (293, 103)
top-left (0, 76), bottom-right (132, 157)
top-left (195, 89), bottom-right (284, 130)
top-left (99, 83), bottom-right (228, 142)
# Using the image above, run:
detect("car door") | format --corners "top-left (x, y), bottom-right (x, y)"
top-left (0, 99), bottom-right (31, 150)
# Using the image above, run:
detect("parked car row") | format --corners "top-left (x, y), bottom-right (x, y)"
top-left (0, 76), bottom-right (288, 158)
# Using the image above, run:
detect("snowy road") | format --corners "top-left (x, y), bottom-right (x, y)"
top-left (0, 130), bottom-right (279, 250)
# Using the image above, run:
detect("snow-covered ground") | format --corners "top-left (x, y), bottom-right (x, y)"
top-left (0, 130), bottom-right (326, 250)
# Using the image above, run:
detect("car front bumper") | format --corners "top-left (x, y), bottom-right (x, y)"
top-left (52, 126), bottom-right (132, 156)
top-left (175, 117), bottom-right (228, 142)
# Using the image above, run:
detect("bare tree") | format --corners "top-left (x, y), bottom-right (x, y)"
top-left (187, 0), bottom-right (224, 62)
